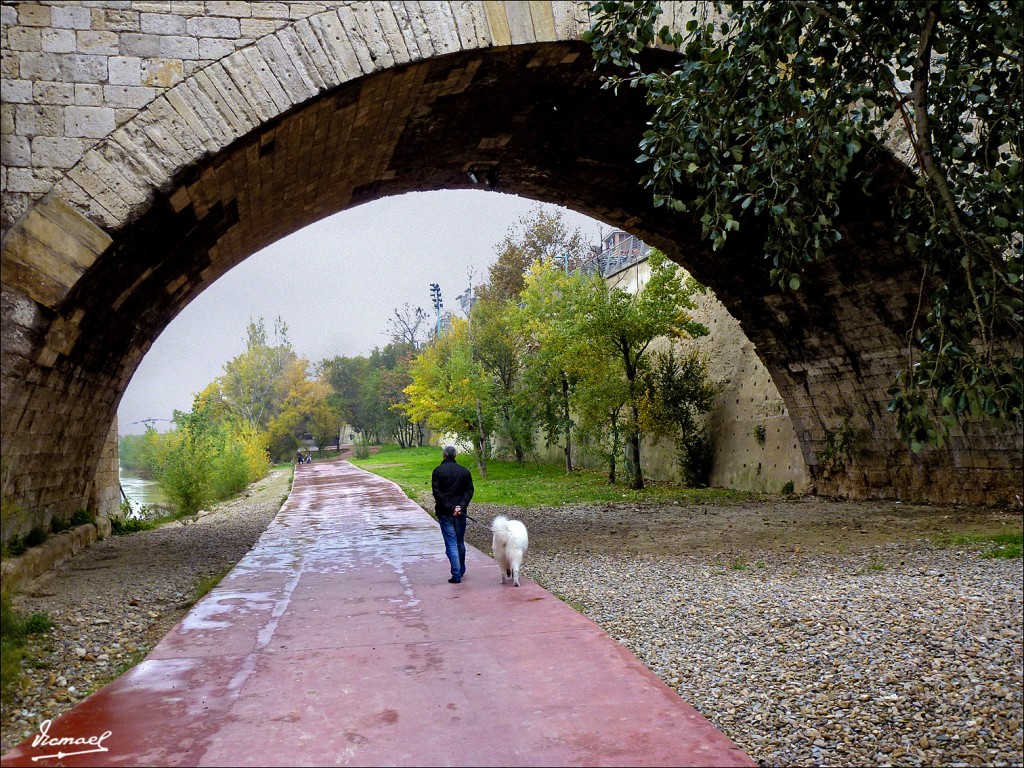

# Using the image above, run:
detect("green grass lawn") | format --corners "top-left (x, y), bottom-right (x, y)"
top-left (350, 444), bottom-right (755, 509)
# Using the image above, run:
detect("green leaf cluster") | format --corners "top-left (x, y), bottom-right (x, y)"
top-left (403, 241), bottom-right (716, 490)
top-left (587, 1), bottom-right (1022, 448)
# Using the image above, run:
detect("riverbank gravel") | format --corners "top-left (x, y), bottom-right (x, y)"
top-left (465, 504), bottom-right (1023, 768)
top-left (0, 469), bottom-right (290, 753)
top-left (2, 474), bottom-right (1021, 767)
top-left (530, 547), bottom-right (1022, 767)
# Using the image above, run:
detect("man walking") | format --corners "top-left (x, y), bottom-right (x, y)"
top-left (431, 445), bottom-right (474, 583)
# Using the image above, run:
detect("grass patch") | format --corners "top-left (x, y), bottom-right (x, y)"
top-left (351, 444), bottom-right (755, 509)
top-left (1, 593), bottom-right (53, 702)
top-left (111, 647), bottom-right (149, 679)
top-left (940, 532), bottom-right (1023, 559)
top-left (81, 646), bottom-right (151, 699)
top-left (110, 516), bottom-right (157, 535)
top-left (192, 567), bottom-right (232, 604)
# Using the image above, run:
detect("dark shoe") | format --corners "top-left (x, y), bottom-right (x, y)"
top-left (448, 577), bottom-right (461, 583)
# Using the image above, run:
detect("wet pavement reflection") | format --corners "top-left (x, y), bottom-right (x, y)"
top-left (1, 459), bottom-right (754, 767)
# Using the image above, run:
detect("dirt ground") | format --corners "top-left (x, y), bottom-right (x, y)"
top-left (464, 496), bottom-right (1024, 560)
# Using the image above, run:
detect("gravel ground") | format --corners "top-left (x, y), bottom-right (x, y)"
top-left (0, 469), bottom-right (291, 753)
top-left (464, 501), bottom-right (1023, 768)
top-left (2, 469), bottom-right (1021, 767)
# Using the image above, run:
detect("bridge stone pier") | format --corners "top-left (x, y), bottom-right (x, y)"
top-left (1, 1), bottom-right (1020, 542)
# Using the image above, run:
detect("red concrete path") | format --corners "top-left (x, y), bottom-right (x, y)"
top-left (2, 459), bottom-right (755, 767)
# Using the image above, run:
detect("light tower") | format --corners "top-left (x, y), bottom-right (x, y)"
top-left (429, 283), bottom-right (443, 338)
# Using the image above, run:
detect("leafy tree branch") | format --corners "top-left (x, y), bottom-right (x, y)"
top-left (584, 0), bottom-right (1022, 450)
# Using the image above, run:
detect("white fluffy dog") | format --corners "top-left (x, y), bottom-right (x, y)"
top-left (491, 515), bottom-right (529, 587)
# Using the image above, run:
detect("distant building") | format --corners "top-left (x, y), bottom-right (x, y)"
top-left (456, 287), bottom-right (477, 315)
top-left (581, 229), bottom-right (650, 278)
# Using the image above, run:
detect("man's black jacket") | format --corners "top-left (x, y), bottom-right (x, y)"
top-left (431, 456), bottom-right (474, 516)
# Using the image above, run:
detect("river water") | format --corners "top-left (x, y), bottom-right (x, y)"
top-left (118, 469), bottom-right (168, 517)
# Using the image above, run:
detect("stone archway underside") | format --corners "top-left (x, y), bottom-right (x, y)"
top-left (2, 5), bottom-right (1020, 539)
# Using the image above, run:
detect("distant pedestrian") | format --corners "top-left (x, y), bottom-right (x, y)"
top-left (431, 445), bottom-right (474, 583)
top-left (297, 450), bottom-right (303, 465)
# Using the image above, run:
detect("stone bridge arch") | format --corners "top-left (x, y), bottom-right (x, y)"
top-left (1, 1), bottom-right (1020, 539)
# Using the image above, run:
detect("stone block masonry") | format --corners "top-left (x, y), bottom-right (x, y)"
top-left (2, 0), bottom-right (368, 233)
top-left (1, 2), bottom-right (1020, 549)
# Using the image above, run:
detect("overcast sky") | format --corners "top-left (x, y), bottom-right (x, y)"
top-left (117, 190), bottom-right (608, 434)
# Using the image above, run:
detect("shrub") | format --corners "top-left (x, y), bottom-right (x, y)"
top-left (820, 421), bottom-right (856, 474)
top-left (677, 429), bottom-right (713, 488)
top-left (210, 442), bottom-right (250, 501)
top-left (69, 509), bottom-right (94, 527)
top-left (3, 535), bottom-right (26, 558)
top-left (24, 526), bottom-right (47, 549)
top-left (753, 424), bottom-right (767, 446)
top-left (159, 428), bottom-right (213, 516)
top-left (232, 421), bottom-right (270, 482)
top-left (781, 480), bottom-right (795, 494)
top-left (24, 612), bottom-right (53, 635)
top-left (111, 516), bottom-right (156, 535)
top-left (354, 435), bottom-right (373, 460)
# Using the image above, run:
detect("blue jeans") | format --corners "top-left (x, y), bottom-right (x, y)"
top-left (437, 514), bottom-right (466, 579)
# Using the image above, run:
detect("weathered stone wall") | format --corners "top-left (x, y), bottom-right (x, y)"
top-left (91, 417), bottom-right (120, 520)
top-left (1, 0), bottom-right (605, 234)
top-left (1, 1), bottom-right (1020, 547)
top-left (2, 0), bottom-right (372, 231)
top-left (0, 517), bottom-right (111, 594)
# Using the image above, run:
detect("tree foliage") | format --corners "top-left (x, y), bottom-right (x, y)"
top-left (519, 259), bottom-right (594, 471)
top-left (357, 343), bottom-right (420, 445)
top-left (401, 317), bottom-right (494, 476)
top-left (470, 295), bottom-right (535, 462)
top-left (266, 358), bottom-right (336, 462)
top-left (572, 249), bottom-right (709, 488)
top-left (209, 316), bottom-right (296, 430)
top-left (387, 303), bottom-right (430, 349)
top-left (640, 348), bottom-right (722, 485)
top-left (584, 0), bottom-right (1022, 450)
top-left (118, 425), bottom-right (163, 479)
top-left (570, 350), bottom-right (630, 483)
top-left (319, 354), bottom-right (371, 432)
top-left (477, 204), bottom-right (592, 303)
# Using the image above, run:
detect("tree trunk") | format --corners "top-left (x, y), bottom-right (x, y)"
top-left (475, 397), bottom-right (488, 480)
top-left (625, 359), bottom-right (643, 490)
top-left (608, 410), bottom-right (619, 484)
top-left (562, 373), bottom-right (573, 472)
top-left (628, 424), bottom-right (643, 490)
